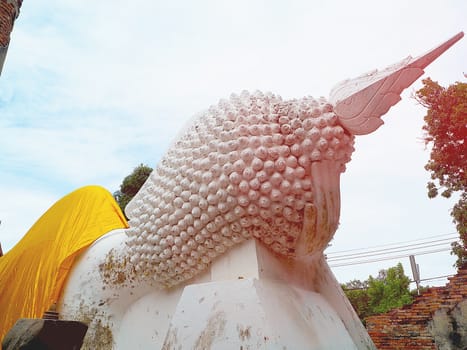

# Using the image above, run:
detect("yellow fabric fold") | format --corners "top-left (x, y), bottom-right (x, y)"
top-left (0, 185), bottom-right (128, 342)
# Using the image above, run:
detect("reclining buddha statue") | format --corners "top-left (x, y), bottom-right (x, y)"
top-left (0, 32), bottom-right (463, 349)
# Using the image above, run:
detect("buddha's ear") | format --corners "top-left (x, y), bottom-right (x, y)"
top-left (329, 32), bottom-right (464, 136)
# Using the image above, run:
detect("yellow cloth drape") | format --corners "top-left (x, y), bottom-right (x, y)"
top-left (0, 185), bottom-right (128, 342)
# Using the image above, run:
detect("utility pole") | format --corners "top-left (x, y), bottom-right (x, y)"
top-left (0, 0), bottom-right (23, 75)
top-left (409, 255), bottom-right (421, 295)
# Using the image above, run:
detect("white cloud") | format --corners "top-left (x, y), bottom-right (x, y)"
top-left (0, 186), bottom-right (57, 250)
top-left (0, 0), bottom-right (465, 285)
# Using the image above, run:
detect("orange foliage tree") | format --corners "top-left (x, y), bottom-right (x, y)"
top-left (416, 78), bottom-right (467, 267)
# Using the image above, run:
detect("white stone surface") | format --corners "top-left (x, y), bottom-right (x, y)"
top-left (60, 237), bottom-right (374, 349)
top-left (60, 229), bottom-right (211, 349)
top-left (161, 239), bottom-right (374, 349)
top-left (58, 33), bottom-right (464, 349)
top-left (164, 279), bottom-right (357, 350)
top-left (329, 32), bottom-right (464, 135)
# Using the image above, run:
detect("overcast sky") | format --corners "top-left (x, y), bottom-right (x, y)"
top-left (1, 0), bottom-right (465, 287)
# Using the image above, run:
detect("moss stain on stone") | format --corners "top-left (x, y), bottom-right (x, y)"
top-left (99, 248), bottom-right (135, 287)
top-left (72, 301), bottom-right (114, 350)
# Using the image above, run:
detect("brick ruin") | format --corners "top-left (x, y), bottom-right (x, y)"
top-left (0, 0), bottom-right (22, 74)
top-left (0, 0), bottom-right (21, 47)
top-left (366, 264), bottom-right (467, 349)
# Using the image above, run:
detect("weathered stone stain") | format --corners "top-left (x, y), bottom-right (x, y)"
top-left (73, 302), bottom-right (114, 350)
top-left (237, 324), bottom-right (252, 341)
top-left (99, 248), bottom-right (134, 287)
top-left (162, 327), bottom-right (181, 350)
top-left (194, 310), bottom-right (227, 350)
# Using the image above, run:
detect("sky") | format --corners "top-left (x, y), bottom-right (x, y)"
top-left (0, 0), bottom-right (465, 288)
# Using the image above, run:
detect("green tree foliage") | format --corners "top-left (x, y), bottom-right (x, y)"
top-left (342, 263), bottom-right (413, 321)
top-left (114, 164), bottom-right (153, 215)
top-left (367, 263), bottom-right (413, 314)
top-left (415, 78), bottom-right (467, 267)
top-left (341, 279), bottom-right (370, 321)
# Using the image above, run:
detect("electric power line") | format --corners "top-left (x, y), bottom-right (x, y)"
top-left (326, 232), bottom-right (457, 256)
top-left (327, 236), bottom-right (457, 260)
top-left (329, 247), bottom-right (451, 267)
top-left (325, 232), bottom-right (459, 267)
top-left (329, 233), bottom-right (458, 287)
top-left (342, 274), bottom-right (455, 290)
top-left (417, 274), bottom-right (454, 283)
top-left (327, 239), bottom-right (458, 262)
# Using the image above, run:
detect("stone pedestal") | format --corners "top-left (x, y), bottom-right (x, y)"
top-left (159, 239), bottom-right (375, 349)
top-left (2, 318), bottom-right (87, 350)
top-left (60, 232), bottom-right (375, 349)
top-left (163, 279), bottom-right (357, 349)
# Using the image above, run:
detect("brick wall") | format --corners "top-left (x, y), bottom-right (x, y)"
top-left (366, 265), bottom-right (467, 349)
top-left (0, 0), bottom-right (21, 47)
top-left (0, 1), bottom-right (15, 47)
